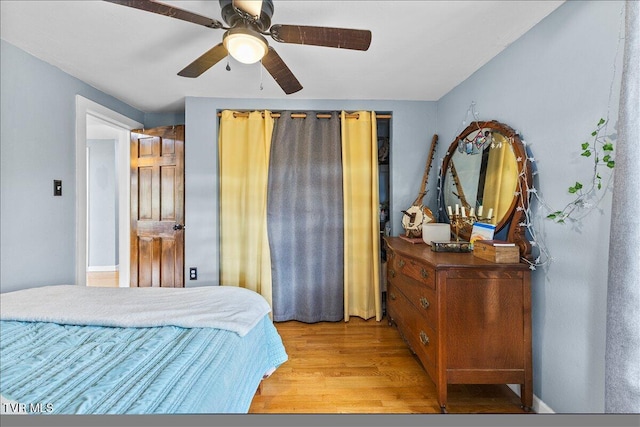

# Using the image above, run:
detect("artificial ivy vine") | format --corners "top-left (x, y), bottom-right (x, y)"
top-left (546, 118), bottom-right (615, 223)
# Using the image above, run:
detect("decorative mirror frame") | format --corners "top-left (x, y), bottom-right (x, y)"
top-left (440, 120), bottom-right (533, 260)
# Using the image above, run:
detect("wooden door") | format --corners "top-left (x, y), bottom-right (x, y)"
top-left (130, 125), bottom-right (185, 287)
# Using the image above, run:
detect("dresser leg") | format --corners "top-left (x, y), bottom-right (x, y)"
top-left (520, 381), bottom-right (533, 411)
top-left (440, 404), bottom-right (448, 414)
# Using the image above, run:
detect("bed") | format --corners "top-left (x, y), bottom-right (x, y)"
top-left (0, 285), bottom-right (287, 414)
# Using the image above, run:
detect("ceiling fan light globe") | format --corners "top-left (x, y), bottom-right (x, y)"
top-left (223, 31), bottom-right (268, 64)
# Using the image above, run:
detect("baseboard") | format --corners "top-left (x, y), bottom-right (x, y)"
top-left (87, 265), bottom-right (119, 272)
top-left (508, 384), bottom-right (555, 414)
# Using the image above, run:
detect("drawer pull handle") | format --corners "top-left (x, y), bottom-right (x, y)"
top-left (419, 330), bottom-right (430, 345)
top-left (420, 297), bottom-right (430, 309)
top-left (421, 268), bottom-right (429, 279)
top-left (389, 269), bottom-right (396, 278)
top-left (389, 292), bottom-right (397, 301)
top-left (398, 259), bottom-right (405, 268)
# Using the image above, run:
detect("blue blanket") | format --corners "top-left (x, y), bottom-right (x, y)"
top-left (0, 316), bottom-right (287, 414)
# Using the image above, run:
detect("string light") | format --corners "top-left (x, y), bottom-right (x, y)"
top-left (513, 141), bottom-right (552, 270)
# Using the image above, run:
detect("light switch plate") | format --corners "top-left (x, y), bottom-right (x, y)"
top-left (53, 180), bottom-right (62, 196)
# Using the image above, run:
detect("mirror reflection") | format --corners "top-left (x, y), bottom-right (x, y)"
top-left (442, 129), bottom-right (518, 227)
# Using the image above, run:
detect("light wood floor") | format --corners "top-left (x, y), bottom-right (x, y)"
top-left (250, 317), bottom-right (530, 414)
top-left (86, 271), bottom-right (119, 287)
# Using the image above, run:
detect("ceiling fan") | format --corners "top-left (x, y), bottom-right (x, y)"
top-left (105, 0), bottom-right (372, 94)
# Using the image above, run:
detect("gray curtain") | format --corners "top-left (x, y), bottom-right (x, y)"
top-left (267, 111), bottom-right (344, 322)
top-left (605, 0), bottom-right (640, 414)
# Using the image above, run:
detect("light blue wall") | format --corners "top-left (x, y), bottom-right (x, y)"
top-left (184, 98), bottom-right (437, 287)
top-left (437, 0), bottom-right (624, 413)
top-left (0, 39), bottom-right (144, 293)
top-left (144, 111), bottom-right (185, 128)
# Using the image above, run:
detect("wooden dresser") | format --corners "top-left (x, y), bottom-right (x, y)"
top-left (384, 236), bottom-right (532, 413)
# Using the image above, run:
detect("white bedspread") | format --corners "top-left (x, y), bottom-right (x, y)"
top-left (0, 285), bottom-right (270, 337)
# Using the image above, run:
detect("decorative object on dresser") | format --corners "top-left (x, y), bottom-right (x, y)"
top-left (430, 240), bottom-right (472, 253)
top-left (473, 240), bottom-right (520, 264)
top-left (469, 222), bottom-right (496, 245)
top-left (421, 223), bottom-right (451, 245)
top-left (384, 237), bottom-right (532, 413)
top-left (401, 134), bottom-right (439, 239)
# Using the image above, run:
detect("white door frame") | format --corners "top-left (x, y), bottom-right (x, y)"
top-left (75, 95), bottom-right (143, 287)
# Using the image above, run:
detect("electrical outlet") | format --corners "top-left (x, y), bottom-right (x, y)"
top-left (189, 267), bottom-right (197, 280)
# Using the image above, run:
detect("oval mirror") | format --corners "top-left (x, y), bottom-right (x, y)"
top-left (440, 120), bottom-right (532, 259)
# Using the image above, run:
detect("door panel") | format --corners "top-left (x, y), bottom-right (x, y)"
top-left (130, 125), bottom-right (185, 287)
top-left (139, 167), bottom-right (153, 219)
top-left (160, 166), bottom-right (176, 220)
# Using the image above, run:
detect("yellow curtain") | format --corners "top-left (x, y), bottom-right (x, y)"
top-left (341, 111), bottom-right (382, 321)
top-left (482, 138), bottom-right (518, 225)
top-left (218, 110), bottom-right (274, 307)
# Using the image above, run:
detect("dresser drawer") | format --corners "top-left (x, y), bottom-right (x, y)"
top-left (392, 285), bottom-right (437, 378)
top-left (386, 281), bottom-right (404, 325)
top-left (395, 277), bottom-right (437, 330)
top-left (396, 255), bottom-right (436, 290)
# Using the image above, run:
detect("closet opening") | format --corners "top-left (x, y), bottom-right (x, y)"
top-left (217, 110), bottom-right (392, 323)
top-left (377, 117), bottom-right (391, 318)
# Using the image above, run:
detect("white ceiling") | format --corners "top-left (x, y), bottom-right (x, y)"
top-left (1, 0), bottom-right (564, 114)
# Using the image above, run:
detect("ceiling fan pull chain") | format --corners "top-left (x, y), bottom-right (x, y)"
top-left (259, 61), bottom-right (264, 90)
top-left (226, 56), bottom-right (231, 71)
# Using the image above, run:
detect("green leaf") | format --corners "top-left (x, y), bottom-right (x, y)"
top-left (603, 143), bottom-right (614, 151)
top-left (547, 213), bottom-right (557, 219)
top-left (591, 131), bottom-right (598, 136)
top-left (598, 182), bottom-right (602, 190)
top-left (607, 160), bottom-right (615, 168)
top-left (598, 118), bottom-right (606, 126)
top-left (596, 173), bottom-right (602, 179)
top-left (575, 182), bottom-right (583, 190)
top-left (581, 150), bottom-right (592, 157)
top-left (603, 154), bottom-right (611, 162)
top-left (569, 187), bottom-right (577, 194)
top-left (581, 142), bottom-right (590, 150)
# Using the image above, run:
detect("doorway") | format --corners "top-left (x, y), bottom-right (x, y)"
top-left (86, 115), bottom-right (121, 287)
top-left (75, 96), bottom-right (143, 288)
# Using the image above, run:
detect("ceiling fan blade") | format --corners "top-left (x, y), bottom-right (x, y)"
top-left (270, 25), bottom-right (372, 51)
top-left (178, 43), bottom-right (228, 78)
top-left (104, 0), bottom-right (224, 29)
top-left (261, 47), bottom-right (302, 95)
